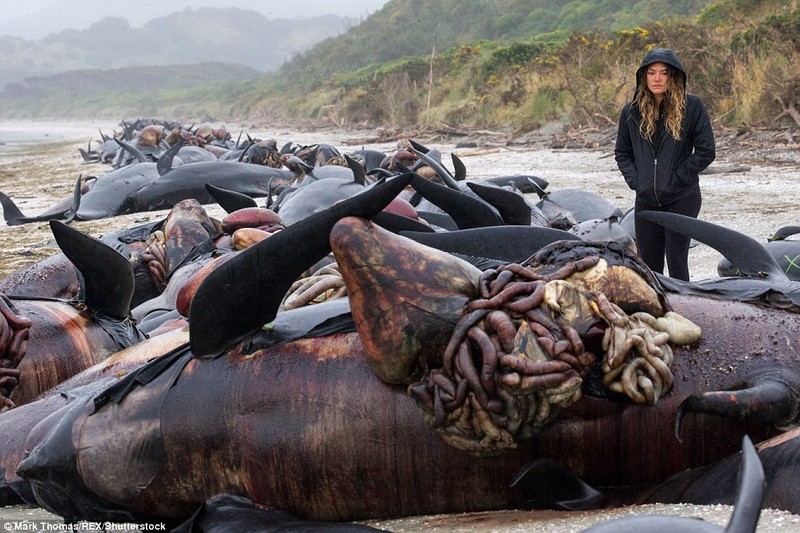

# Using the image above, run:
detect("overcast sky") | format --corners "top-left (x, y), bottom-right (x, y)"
top-left (0, 0), bottom-right (389, 39)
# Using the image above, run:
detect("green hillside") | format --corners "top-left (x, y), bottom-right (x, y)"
top-left (271, 0), bottom-right (711, 90)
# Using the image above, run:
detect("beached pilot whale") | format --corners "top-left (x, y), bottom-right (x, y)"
top-left (0, 140), bottom-right (291, 225)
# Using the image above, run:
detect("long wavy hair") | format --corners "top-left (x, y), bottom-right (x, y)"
top-left (634, 64), bottom-right (686, 142)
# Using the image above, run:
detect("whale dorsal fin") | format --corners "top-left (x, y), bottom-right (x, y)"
top-left (156, 138), bottom-right (184, 176)
top-left (189, 173), bottom-right (413, 357)
top-left (466, 181), bottom-right (531, 226)
top-left (114, 138), bottom-right (148, 164)
top-left (410, 174), bottom-right (503, 229)
top-left (49, 220), bottom-right (134, 319)
top-left (205, 183), bottom-right (257, 213)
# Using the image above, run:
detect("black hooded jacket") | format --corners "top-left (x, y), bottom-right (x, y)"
top-left (615, 48), bottom-right (715, 207)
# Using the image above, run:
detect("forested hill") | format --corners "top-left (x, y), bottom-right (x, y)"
top-left (273, 0), bottom-right (712, 89)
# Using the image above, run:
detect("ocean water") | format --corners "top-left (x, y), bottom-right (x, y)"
top-left (0, 120), bottom-right (118, 151)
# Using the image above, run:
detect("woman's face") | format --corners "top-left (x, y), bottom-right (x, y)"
top-left (646, 62), bottom-right (670, 99)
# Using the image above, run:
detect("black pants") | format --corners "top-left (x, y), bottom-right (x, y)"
top-left (634, 191), bottom-right (702, 281)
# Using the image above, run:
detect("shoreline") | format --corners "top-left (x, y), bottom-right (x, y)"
top-left (0, 120), bottom-right (119, 148)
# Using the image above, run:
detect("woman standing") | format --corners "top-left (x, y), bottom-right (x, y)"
top-left (615, 48), bottom-right (715, 281)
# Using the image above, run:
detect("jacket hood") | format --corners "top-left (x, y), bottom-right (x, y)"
top-left (635, 48), bottom-right (687, 94)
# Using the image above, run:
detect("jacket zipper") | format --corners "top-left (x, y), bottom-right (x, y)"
top-left (651, 135), bottom-right (667, 206)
